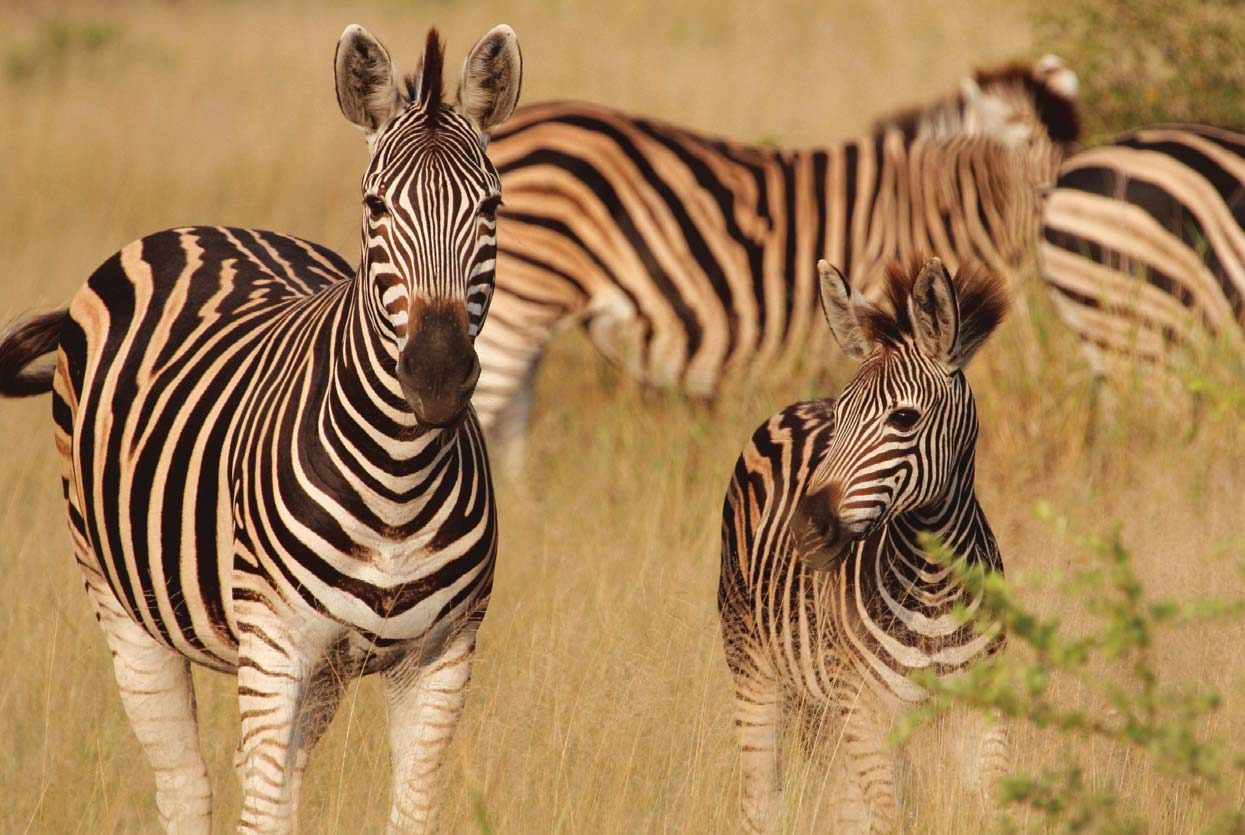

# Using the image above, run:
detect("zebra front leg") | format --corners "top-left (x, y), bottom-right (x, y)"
top-left (839, 692), bottom-right (900, 834)
top-left (382, 620), bottom-right (481, 834)
top-left (726, 652), bottom-right (783, 834)
top-left (235, 629), bottom-right (312, 834)
top-left (959, 708), bottom-right (1009, 810)
top-left (91, 590), bottom-right (212, 834)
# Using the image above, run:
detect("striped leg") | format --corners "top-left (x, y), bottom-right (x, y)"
top-left (839, 695), bottom-right (899, 835)
top-left (472, 274), bottom-right (584, 479)
top-left (89, 586), bottom-right (212, 834)
top-left (383, 621), bottom-right (480, 834)
top-left (960, 709), bottom-right (1010, 807)
top-left (726, 650), bottom-right (783, 835)
top-left (288, 659), bottom-right (350, 816)
top-left (235, 625), bottom-right (310, 834)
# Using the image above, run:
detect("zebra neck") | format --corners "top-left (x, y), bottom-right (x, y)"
top-left (312, 277), bottom-right (460, 493)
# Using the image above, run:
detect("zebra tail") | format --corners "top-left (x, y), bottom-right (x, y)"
top-left (0, 308), bottom-right (68, 397)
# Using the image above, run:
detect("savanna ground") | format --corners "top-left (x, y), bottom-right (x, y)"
top-left (1, 1), bottom-right (1243, 832)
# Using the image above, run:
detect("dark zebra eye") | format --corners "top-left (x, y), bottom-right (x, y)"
top-left (480, 195), bottom-right (502, 217)
top-left (364, 195), bottom-right (388, 220)
top-left (886, 408), bottom-right (921, 430)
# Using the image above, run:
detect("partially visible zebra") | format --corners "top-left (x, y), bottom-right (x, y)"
top-left (872, 54), bottom-right (1079, 152)
top-left (476, 59), bottom-right (1076, 473)
top-left (1040, 123), bottom-right (1245, 375)
top-left (719, 257), bottom-right (1010, 834)
top-left (0, 24), bottom-right (521, 834)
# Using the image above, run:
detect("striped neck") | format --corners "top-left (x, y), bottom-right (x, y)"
top-left (310, 274), bottom-right (461, 497)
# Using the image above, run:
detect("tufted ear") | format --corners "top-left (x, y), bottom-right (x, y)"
top-left (817, 260), bottom-right (874, 360)
top-left (455, 24), bottom-right (523, 136)
top-left (1036, 54), bottom-right (1079, 100)
top-left (335, 25), bottom-right (403, 138)
top-left (908, 258), bottom-right (960, 368)
top-left (959, 76), bottom-right (984, 108)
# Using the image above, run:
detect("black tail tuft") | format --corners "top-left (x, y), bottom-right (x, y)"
top-left (0, 308), bottom-right (68, 397)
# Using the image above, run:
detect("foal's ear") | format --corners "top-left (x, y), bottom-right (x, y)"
top-left (908, 258), bottom-right (960, 368)
top-left (335, 25), bottom-right (403, 139)
top-left (817, 260), bottom-right (873, 360)
top-left (455, 24), bottom-right (523, 137)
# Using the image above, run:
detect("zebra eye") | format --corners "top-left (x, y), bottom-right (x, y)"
top-left (885, 408), bottom-right (921, 430)
top-left (364, 195), bottom-right (388, 220)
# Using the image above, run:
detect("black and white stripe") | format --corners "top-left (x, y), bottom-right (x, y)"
top-left (719, 258), bottom-right (1010, 833)
top-left (0, 24), bottom-right (521, 834)
top-left (474, 60), bottom-right (1077, 472)
top-left (1040, 123), bottom-right (1245, 374)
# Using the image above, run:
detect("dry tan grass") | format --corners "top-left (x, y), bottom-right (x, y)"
top-left (1, 1), bottom-right (1242, 833)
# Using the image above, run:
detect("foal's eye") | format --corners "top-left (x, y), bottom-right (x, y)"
top-left (364, 195), bottom-right (388, 220)
top-left (885, 408), bottom-right (921, 430)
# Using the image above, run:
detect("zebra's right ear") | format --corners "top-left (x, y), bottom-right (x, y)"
top-left (335, 25), bottom-right (403, 139)
top-left (817, 260), bottom-right (873, 360)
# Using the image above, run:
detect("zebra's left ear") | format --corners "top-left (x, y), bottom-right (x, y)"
top-left (908, 258), bottom-right (961, 370)
top-left (455, 25), bottom-right (523, 138)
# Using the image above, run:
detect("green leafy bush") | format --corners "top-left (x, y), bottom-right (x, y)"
top-left (902, 509), bottom-right (1245, 832)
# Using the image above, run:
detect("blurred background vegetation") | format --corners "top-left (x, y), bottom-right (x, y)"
top-left (1033, 0), bottom-right (1245, 141)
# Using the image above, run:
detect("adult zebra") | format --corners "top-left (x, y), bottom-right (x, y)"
top-left (1040, 123), bottom-right (1245, 375)
top-left (475, 57), bottom-right (1077, 473)
top-left (0, 24), bottom-right (521, 834)
top-left (719, 257), bottom-right (1010, 833)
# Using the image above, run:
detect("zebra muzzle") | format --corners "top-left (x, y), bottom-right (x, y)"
top-left (397, 300), bottom-right (479, 428)
top-left (791, 484), bottom-right (855, 571)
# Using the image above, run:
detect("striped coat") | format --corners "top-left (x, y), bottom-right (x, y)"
top-left (1040, 123), bottom-right (1245, 373)
top-left (474, 62), bottom-right (1076, 471)
top-left (0, 24), bottom-right (522, 834)
top-left (720, 258), bottom-right (1010, 833)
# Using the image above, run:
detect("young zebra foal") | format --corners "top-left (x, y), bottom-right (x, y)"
top-left (0, 24), bottom-right (521, 834)
top-left (719, 257), bottom-right (1010, 834)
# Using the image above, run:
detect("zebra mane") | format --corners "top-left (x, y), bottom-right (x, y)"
top-left (972, 62), bottom-right (1080, 145)
top-left (859, 258), bottom-right (1009, 356)
top-left (404, 28), bottom-right (446, 127)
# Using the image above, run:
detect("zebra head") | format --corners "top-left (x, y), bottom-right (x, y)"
top-left (335, 25), bottom-right (522, 427)
top-left (792, 258), bottom-right (1008, 572)
top-left (957, 55), bottom-right (1080, 149)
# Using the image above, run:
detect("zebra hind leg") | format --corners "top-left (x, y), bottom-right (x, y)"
top-left (382, 620), bottom-right (482, 834)
top-left (91, 590), bottom-right (212, 834)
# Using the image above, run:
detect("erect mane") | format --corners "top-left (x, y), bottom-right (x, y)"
top-left (857, 257), bottom-right (1010, 353)
top-left (403, 28), bottom-right (446, 127)
top-left (972, 61), bottom-right (1081, 145)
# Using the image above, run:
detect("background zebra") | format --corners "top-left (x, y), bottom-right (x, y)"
top-left (475, 58), bottom-right (1077, 473)
top-left (719, 257), bottom-right (1010, 833)
top-left (0, 24), bottom-right (521, 834)
top-left (872, 54), bottom-right (1079, 152)
top-left (1039, 123), bottom-right (1245, 376)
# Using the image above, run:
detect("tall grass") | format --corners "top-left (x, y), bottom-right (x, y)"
top-left (1, 2), bottom-right (1243, 833)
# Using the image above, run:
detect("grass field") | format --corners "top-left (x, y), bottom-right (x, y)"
top-left (2, 1), bottom-right (1243, 833)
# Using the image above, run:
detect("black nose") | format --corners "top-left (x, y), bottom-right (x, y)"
top-left (396, 301), bottom-right (478, 428)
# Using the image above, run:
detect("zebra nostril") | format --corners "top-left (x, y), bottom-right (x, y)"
top-left (460, 354), bottom-right (481, 392)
